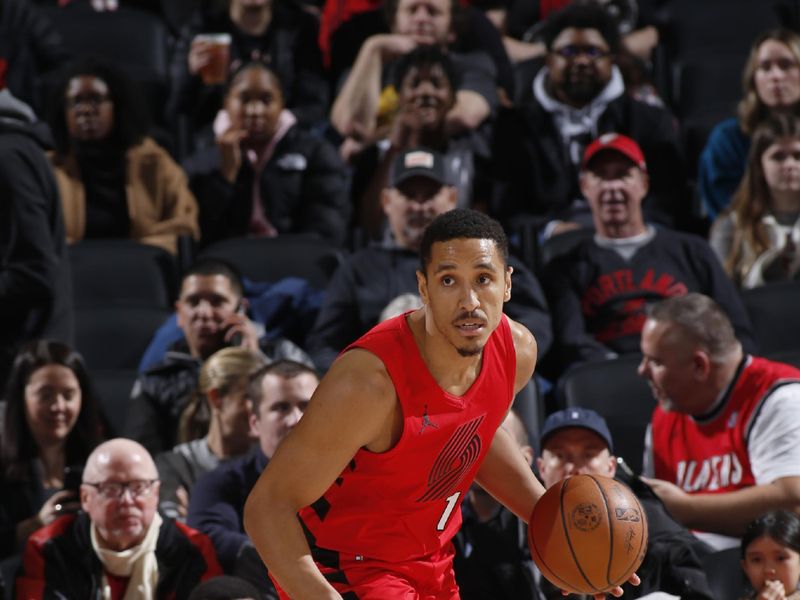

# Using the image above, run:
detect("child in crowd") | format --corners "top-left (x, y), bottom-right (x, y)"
top-left (741, 510), bottom-right (800, 600)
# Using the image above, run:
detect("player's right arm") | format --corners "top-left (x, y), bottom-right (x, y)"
top-left (243, 349), bottom-right (398, 600)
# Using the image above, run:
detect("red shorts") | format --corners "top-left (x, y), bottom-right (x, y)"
top-left (273, 545), bottom-right (460, 600)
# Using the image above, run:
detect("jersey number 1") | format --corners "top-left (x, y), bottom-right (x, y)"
top-left (436, 491), bottom-right (461, 531)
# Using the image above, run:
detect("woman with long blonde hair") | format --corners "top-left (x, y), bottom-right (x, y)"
top-left (710, 113), bottom-right (800, 288)
top-left (155, 346), bottom-right (267, 519)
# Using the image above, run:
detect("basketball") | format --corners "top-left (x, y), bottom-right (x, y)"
top-left (528, 474), bottom-right (648, 595)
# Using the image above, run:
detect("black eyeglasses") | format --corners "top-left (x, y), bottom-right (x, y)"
top-left (83, 479), bottom-right (158, 500)
top-left (553, 44), bottom-right (610, 60)
top-left (65, 94), bottom-right (111, 110)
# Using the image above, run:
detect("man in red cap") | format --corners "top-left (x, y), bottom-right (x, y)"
top-left (541, 133), bottom-right (755, 377)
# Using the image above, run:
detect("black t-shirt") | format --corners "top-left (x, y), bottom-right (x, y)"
top-left (75, 142), bottom-right (130, 239)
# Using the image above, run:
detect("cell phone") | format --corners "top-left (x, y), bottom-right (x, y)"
top-left (228, 300), bottom-right (245, 347)
top-left (63, 465), bottom-right (83, 494)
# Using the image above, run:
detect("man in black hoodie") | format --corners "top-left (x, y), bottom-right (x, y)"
top-left (0, 58), bottom-right (73, 383)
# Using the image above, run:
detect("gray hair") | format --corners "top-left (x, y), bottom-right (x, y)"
top-left (646, 294), bottom-right (740, 363)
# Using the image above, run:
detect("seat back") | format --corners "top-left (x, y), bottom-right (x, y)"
top-left (69, 239), bottom-right (178, 308)
top-left (199, 235), bottom-right (346, 289)
top-left (91, 368), bottom-right (138, 437)
top-left (75, 306), bottom-right (171, 370)
top-left (37, 4), bottom-right (170, 78)
top-left (557, 355), bottom-right (655, 474)
top-left (741, 282), bottom-right (800, 356)
top-left (539, 228), bottom-right (593, 270)
top-left (701, 548), bottom-right (747, 600)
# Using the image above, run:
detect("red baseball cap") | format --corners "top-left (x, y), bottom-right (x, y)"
top-left (582, 133), bottom-right (647, 171)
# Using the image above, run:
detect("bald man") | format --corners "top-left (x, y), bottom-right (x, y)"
top-left (17, 439), bottom-right (222, 599)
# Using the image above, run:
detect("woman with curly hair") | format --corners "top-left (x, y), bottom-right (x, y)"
top-left (710, 113), bottom-right (800, 288)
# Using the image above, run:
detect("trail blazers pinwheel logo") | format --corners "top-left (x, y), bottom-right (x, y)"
top-left (417, 415), bottom-right (484, 502)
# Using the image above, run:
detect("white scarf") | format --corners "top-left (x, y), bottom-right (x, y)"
top-left (91, 512), bottom-right (162, 600)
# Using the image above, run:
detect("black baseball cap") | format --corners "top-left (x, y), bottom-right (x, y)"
top-left (539, 407), bottom-right (614, 453)
top-left (389, 148), bottom-right (448, 187)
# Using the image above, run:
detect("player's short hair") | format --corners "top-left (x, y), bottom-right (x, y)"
top-left (646, 293), bottom-right (739, 363)
top-left (181, 258), bottom-right (244, 299)
top-left (542, 3), bottom-right (621, 54)
top-left (419, 209), bottom-right (508, 273)
top-left (247, 360), bottom-right (319, 413)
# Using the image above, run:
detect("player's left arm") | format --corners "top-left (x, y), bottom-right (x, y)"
top-left (477, 319), bottom-right (639, 599)
top-left (474, 318), bottom-right (543, 522)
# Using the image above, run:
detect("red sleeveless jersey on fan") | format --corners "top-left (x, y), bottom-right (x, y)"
top-left (298, 312), bottom-right (516, 563)
top-left (652, 356), bottom-right (800, 493)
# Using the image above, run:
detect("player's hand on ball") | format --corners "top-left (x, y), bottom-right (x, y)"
top-left (561, 573), bottom-right (640, 598)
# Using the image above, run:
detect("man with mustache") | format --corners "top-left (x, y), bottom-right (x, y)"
top-left (639, 293), bottom-right (800, 551)
top-left (16, 438), bottom-right (222, 598)
top-left (542, 134), bottom-right (754, 378)
top-left (493, 3), bottom-right (689, 237)
top-left (306, 148), bottom-right (551, 371)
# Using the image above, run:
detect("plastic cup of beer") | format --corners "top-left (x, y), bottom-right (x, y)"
top-left (195, 33), bottom-right (231, 85)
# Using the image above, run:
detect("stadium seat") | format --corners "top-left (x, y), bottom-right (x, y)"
top-left (539, 227), bottom-right (593, 270)
top-left (198, 235), bottom-right (346, 289)
top-left (557, 354), bottom-right (655, 474)
top-left (741, 282), bottom-right (800, 356)
top-left (701, 548), bottom-right (747, 599)
top-left (68, 239), bottom-right (178, 308)
top-left (92, 368), bottom-right (139, 437)
top-left (75, 306), bottom-right (171, 370)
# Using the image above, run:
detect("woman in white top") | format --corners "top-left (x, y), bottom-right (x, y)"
top-left (711, 113), bottom-right (800, 288)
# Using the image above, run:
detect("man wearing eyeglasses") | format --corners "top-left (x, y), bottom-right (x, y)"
top-left (492, 3), bottom-right (690, 238)
top-left (16, 438), bottom-right (222, 599)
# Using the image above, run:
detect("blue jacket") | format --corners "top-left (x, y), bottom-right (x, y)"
top-left (187, 447), bottom-right (267, 573)
top-left (697, 117), bottom-right (751, 219)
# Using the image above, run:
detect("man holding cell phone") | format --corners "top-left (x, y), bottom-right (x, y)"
top-left (124, 258), bottom-right (310, 455)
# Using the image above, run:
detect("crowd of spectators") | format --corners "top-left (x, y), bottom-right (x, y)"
top-left (3, 0), bottom-right (800, 597)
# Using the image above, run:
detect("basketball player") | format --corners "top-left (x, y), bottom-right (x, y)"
top-left (243, 209), bottom-right (636, 599)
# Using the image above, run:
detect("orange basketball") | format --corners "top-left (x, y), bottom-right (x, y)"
top-left (528, 474), bottom-right (648, 595)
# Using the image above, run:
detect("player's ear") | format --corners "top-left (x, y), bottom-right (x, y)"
top-left (504, 265), bottom-right (512, 302)
top-left (417, 269), bottom-right (429, 305)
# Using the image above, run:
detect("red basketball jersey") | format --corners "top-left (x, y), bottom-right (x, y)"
top-left (298, 312), bottom-right (516, 563)
top-left (652, 356), bottom-right (800, 493)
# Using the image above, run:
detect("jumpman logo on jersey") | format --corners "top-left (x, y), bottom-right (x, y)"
top-left (419, 405), bottom-right (439, 434)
